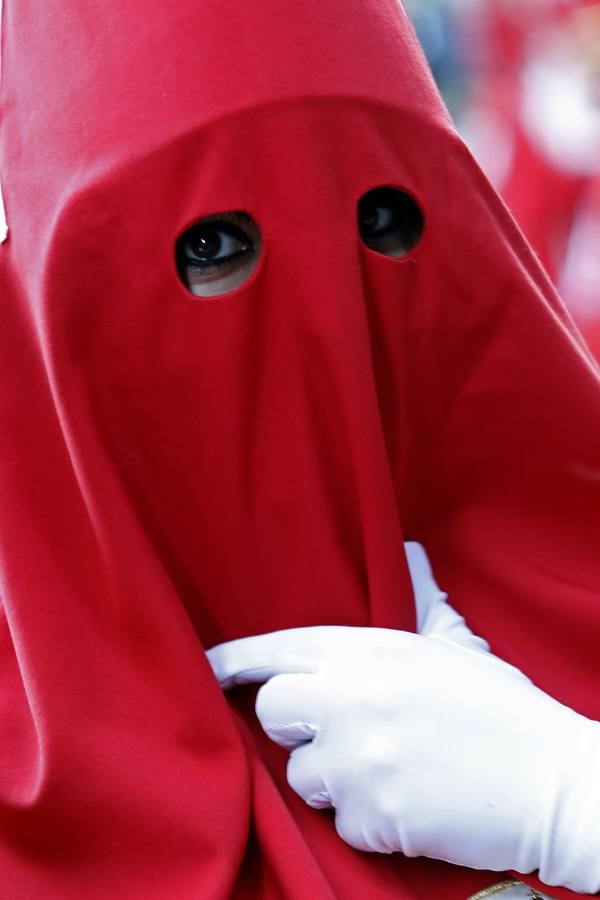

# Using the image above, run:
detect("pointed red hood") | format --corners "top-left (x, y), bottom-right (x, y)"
top-left (0, 1), bottom-right (599, 897)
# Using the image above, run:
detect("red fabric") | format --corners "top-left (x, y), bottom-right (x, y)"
top-left (0, 1), bottom-right (599, 897)
top-left (502, 126), bottom-right (587, 283)
top-left (558, 175), bottom-right (600, 362)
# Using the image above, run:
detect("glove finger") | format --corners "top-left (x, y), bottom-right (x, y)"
top-left (287, 742), bottom-right (332, 809)
top-left (334, 807), bottom-right (378, 854)
top-left (207, 625), bottom-right (382, 689)
top-left (404, 541), bottom-right (447, 633)
top-left (206, 628), bottom-right (326, 689)
top-left (405, 542), bottom-right (490, 654)
top-left (256, 673), bottom-right (324, 749)
top-left (426, 602), bottom-right (490, 654)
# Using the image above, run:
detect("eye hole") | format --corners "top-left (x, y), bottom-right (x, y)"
top-left (175, 211), bottom-right (262, 297)
top-left (357, 187), bottom-right (424, 258)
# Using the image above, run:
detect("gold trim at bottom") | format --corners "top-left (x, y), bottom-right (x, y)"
top-left (467, 879), bottom-right (551, 899)
top-left (468, 880), bottom-right (523, 899)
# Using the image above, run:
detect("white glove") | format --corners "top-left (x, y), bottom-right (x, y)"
top-left (207, 542), bottom-right (600, 894)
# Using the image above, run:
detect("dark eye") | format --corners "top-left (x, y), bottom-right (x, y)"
top-left (358, 187), bottom-right (424, 258)
top-left (180, 222), bottom-right (249, 267)
top-left (175, 211), bottom-right (262, 298)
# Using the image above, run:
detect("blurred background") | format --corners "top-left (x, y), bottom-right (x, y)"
top-left (406, 0), bottom-right (600, 359)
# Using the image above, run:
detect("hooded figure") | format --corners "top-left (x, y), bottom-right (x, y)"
top-left (1, 1), bottom-right (600, 898)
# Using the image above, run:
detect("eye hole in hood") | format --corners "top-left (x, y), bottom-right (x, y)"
top-left (175, 210), bottom-right (263, 298)
top-left (173, 185), bottom-right (424, 300)
top-left (358, 186), bottom-right (424, 259)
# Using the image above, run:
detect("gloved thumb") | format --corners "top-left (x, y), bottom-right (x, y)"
top-left (405, 542), bottom-right (490, 654)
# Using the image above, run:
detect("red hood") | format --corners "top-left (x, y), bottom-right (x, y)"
top-left (0, 1), bottom-right (599, 897)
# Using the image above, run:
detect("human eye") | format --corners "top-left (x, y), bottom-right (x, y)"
top-left (175, 211), bottom-right (262, 297)
top-left (357, 186), bottom-right (424, 258)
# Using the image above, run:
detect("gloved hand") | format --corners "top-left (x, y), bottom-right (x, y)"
top-left (207, 543), bottom-right (600, 894)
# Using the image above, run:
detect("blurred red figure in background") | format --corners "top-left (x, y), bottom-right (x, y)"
top-left (456, 0), bottom-right (600, 360)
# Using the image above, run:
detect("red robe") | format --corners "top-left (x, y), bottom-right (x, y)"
top-left (0, 1), bottom-right (599, 896)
